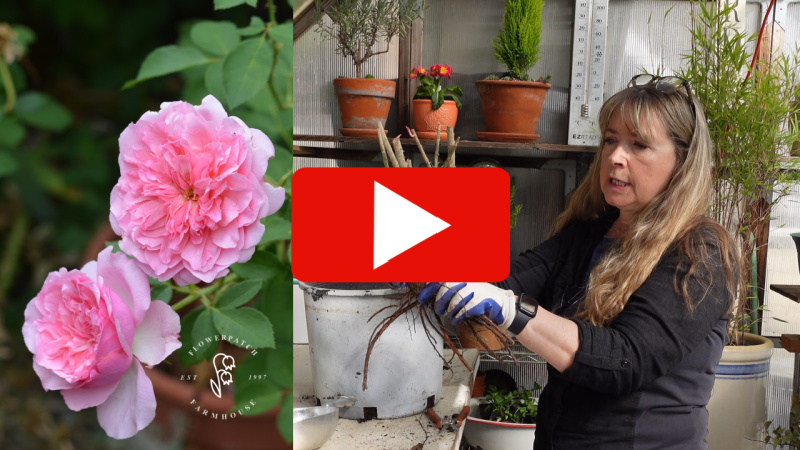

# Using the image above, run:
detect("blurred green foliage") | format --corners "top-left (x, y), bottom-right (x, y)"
top-left (0, 0), bottom-right (292, 448)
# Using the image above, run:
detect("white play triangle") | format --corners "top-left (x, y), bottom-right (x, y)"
top-left (373, 181), bottom-right (450, 269)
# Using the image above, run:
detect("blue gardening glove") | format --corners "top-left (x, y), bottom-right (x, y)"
top-left (418, 282), bottom-right (517, 329)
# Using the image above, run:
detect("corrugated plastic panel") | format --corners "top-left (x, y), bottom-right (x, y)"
top-left (419, 0), bottom-right (573, 143)
top-left (293, 12), bottom-right (400, 146)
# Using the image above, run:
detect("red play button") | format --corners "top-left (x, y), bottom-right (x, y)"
top-left (291, 167), bottom-right (510, 282)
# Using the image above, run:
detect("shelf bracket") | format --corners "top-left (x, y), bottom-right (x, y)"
top-left (540, 159), bottom-right (577, 198)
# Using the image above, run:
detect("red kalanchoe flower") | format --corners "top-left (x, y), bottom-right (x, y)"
top-left (409, 65), bottom-right (427, 79)
top-left (438, 64), bottom-right (453, 78)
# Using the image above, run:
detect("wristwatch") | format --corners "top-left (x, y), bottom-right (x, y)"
top-left (508, 293), bottom-right (539, 335)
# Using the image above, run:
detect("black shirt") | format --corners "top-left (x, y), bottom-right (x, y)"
top-left (497, 217), bottom-right (731, 449)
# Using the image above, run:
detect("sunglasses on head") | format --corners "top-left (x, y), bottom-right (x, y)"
top-left (627, 73), bottom-right (696, 119)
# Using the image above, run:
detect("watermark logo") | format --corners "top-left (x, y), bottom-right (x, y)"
top-left (176, 335), bottom-right (265, 421)
top-left (210, 352), bottom-right (236, 398)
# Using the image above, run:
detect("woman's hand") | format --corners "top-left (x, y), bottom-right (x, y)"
top-left (418, 282), bottom-right (517, 329)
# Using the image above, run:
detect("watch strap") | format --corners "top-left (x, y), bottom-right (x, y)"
top-left (508, 293), bottom-right (538, 335)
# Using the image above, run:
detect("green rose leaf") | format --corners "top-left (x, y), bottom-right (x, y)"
top-left (278, 391), bottom-right (292, 442)
top-left (229, 250), bottom-right (280, 280)
top-left (178, 308), bottom-right (218, 366)
top-left (223, 36), bottom-right (274, 109)
top-left (204, 60), bottom-right (228, 108)
top-left (234, 353), bottom-right (282, 415)
top-left (266, 145), bottom-right (292, 184)
top-left (268, 21), bottom-right (292, 45)
top-left (270, 41), bottom-right (292, 109)
top-left (235, 381), bottom-right (283, 416)
top-left (259, 273), bottom-right (292, 343)
top-left (190, 21), bottom-right (240, 57)
top-left (0, 118), bottom-right (25, 147)
top-left (14, 92), bottom-right (72, 132)
top-left (267, 345), bottom-right (292, 388)
top-left (258, 214), bottom-right (291, 245)
top-left (0, 151), bottom-right (19, 178)
top-left (211, 307), bottom-right (274, 349)
top-left (238, 16), bottom-right (266, 36)
top-left (123, 45), bottom-right (215, 89)
top-left (217, 279), bottom-right (263, 309)
top-left (214, 0), bottom-right (257, 9)
top-left (150, 285), bottom-right (173, 303)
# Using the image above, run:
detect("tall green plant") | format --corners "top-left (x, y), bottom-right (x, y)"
top-left (314, 0), bottom-right (424, 79)
top-left (492, 0), bottom-right (544, 81)
top-left (680, 1), bottom-right (800, 338)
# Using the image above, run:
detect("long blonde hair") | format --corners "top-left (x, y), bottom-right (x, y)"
top-left (553, 85), bottom-right (739, 325)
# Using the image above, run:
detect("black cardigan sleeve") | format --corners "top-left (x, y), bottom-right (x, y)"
top-left (558, 238), bottom-right (732, 395)
top-left (495, 221), bottom-right (588, 310)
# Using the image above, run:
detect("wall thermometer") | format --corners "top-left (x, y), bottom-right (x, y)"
top-left (568, 0), bottom-right (609, 146)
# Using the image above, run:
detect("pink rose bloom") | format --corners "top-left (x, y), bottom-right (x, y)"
top-left (22, 247), bottom-right (181, 439)
top-left (109, 94), bottom-right (285, 285)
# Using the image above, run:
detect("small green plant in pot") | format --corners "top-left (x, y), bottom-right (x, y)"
top-left (464, 383), bottom-right (541, 450)
top-left (314, 0), bottom-right (424, 136)
top-left (475, 0), bottom-right (551, 143)
top-left (480, 384), bottom-right (540, 424)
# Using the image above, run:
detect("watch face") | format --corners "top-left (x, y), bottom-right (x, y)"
top-left (519, 294), bottom-right (538, 316)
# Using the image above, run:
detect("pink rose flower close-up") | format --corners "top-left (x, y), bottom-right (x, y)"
top-left (109, 94), bottom-right (285, 285)
top-left (22, 247), bottom-right (181, 439)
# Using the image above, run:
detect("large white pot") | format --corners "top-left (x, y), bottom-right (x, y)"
top-left (300, 282), bottom-right (443, 420)
top-left (707, 332), bottom-right (773, 450)
top-left (463, 398), bottom-right (536, 450)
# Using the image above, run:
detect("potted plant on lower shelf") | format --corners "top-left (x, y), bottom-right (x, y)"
top-left (680, 2), bottom-right (800, 449)
top-left (475, 0), bottom-right (551, 144)
top-left (410, 64), bottom-right (464, 140)
top-left (463, 384), bottom-right (540, 450)
top-left (314, 0), bottom-right (424, 137)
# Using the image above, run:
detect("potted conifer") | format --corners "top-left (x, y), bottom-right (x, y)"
top-left (475, 0), bottom-right (551, 144)
top-left (314, 0), bottom-right (423, 137)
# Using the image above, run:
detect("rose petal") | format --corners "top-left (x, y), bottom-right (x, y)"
top-left (32, 361), bottom-right (75, 391)
top-left (22, 297), bottom-right (42, 354)
top-left (96, 246), bottom-right (150, 325)
top-left (131, 300), bottom-right (181, 367)
top-left (96, 362), bottom-right (156, 440)
top-left (264, 185), bottom-right (286, 217)
top-left (79, 260), bottom-right (98, 282)
top-left (62, 376), bottom-right (121, 411)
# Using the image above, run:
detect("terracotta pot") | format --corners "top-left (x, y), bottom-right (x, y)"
top-left (412, 99), bottom-right (458, 140)
top-left (475, 79), bottom-right (551, 139)
top-left (458, 322), bottom-right (506, 351)
top-left (471, 371), bottom-right (487, 398)
top-left (147, 366), bottom-right (290, 450)
top-left (333, 77), bottom-right (396, 136)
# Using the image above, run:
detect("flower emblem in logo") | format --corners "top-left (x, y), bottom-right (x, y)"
top-left (210, 352), bottom-right (236, 398)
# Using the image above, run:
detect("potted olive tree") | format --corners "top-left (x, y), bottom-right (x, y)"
top-left (680, 2), bottom-right (800, 449)
top-left (314, 0), bottom-right (423, 137)
top-left (475, 0), bottom-right (551, 144)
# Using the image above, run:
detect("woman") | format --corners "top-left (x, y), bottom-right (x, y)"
top-left (419, 74), bottom-right (740, 449)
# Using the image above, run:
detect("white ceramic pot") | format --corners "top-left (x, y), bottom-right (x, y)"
top-left (463, 398), bottom-right (536, 450)
top-left (706, 332), bottom-right (773, 450)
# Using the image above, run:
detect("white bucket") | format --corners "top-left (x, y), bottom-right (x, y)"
top-left (300, 282), bottom-right (443, 420)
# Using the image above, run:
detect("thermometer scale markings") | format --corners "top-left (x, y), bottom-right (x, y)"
top-left (568, 0), bottom-right (609, 146)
